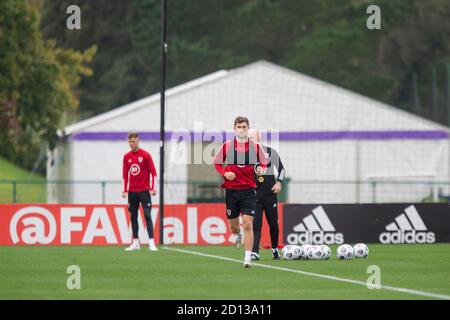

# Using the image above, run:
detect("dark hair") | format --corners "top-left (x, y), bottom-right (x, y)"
top-left (127, 132), bottom-right (139, 139)
top-left (234, 116), bottom-right (249, 127)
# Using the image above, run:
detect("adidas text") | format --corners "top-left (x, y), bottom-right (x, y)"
top-left (379, 230), bottom-right (435, 244)
top-left (286, 231), bottom-right (344, 245)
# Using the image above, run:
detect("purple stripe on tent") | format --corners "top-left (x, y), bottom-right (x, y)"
top-left (71, 130), bottom-right (449, 141)
top-left (278, 130), bottom-right (449, 140)
top-left (72, 132), bottom-right (164, 140)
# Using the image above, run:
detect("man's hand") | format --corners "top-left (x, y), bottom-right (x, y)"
top-left (256, 166), bottom-right (264, 176)
top-left (224, 172), bottom-right (236, 181)
top-left (122, 191), bottom-right (128, 198)
top-left (150, 190), bottom-right (157, 196)
top-left (271, 181), bottom-right (282, 194)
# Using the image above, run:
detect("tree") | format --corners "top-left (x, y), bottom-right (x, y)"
top-left (40, 0), bottom-right (450, 126)
top-left (0, 0), bottom-right (94, 171)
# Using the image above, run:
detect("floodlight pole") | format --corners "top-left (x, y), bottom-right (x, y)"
top-left (159, 0), bottom-right (167, 245)
top-left (447, 64), bottom-right (450, 128)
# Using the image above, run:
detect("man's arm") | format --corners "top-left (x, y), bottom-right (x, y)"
top-left (213, 142), bottom-right (227, 176)
top-left (146, 152), bottom-right (157, 191)
top-left (271, 148), bottom-right (286, 183)
top-left (256, 143), bottom-right (269, 171)
top-left (269, 148), bottom-right (285, 194)
top-left (214, 141), bottom-right (236, 181)
top-left (122, 155), bottom-right (129, 195)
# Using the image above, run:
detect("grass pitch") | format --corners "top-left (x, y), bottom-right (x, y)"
top-left (0, 244), bottom-right (449, 300)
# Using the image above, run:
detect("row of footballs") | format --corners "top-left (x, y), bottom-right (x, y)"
top-left (281, 243), bottom-right (369, 260)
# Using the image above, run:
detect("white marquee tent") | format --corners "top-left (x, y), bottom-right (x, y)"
top-left (47, 61), bottom-right (450, 204)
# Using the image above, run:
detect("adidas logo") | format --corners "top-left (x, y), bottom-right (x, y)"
top-left (379, 205), bottom-right (435, 244)
top-left (287, 206), bottom-right (344, 245)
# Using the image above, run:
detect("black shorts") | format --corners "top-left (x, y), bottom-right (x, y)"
top-left (128, 191), bottom-right (152, 212)
top-left (225, 188), bottom-right (256, 220)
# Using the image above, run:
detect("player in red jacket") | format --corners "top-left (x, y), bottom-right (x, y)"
top-left (214, 116), bottom-right (268, 267)
top-left (122, 132), bottom-right (158, 251)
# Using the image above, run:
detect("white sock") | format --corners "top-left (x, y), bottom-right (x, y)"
top-left (272, 248), bottom-right (278, 252)
top-left (245, 251), bottom-right (252, 260)
top-left (133, 239), bottom-right (139, 246)
top-left (149, 238), bottom-right (155, 247)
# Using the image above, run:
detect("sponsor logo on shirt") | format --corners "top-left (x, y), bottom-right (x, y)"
top-left (130, 164), bottom-right (140, 176)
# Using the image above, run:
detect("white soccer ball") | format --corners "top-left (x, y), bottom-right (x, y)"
top-left (299, 245), bottom-right (306, 259)
top-left (336, 244), bottom-right (354, 260)
top-left (281, 245), bottom-right (296, 260)
top-left (320, 245), bottom-right (332, 260)
top-left (310, 245), bottom-right (324, 260)
top-left (304, 244), bottom-right (314, 260)
top-left (292, 245), bottom-right (302, 260)
top-left (353, 243), bottom-right (369, 258)
top-left (303, 244), bottom-right (312, 260)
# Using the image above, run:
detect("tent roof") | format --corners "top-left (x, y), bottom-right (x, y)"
top-left (61, 60), bottom-right (449, 136)
top-left (60, 68), bottom-right (228, 136)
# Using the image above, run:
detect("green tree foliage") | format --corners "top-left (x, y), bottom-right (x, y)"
top-left (41, 0), bottom-right (144, 115)
top-left (40, 0), bottom-right (450, 124)
top-left (0, 0), bottom-right (94, 172)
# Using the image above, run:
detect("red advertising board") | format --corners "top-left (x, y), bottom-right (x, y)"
top-left (0, 204), bottom-right (283, 247)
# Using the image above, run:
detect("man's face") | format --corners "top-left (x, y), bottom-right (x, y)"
top-left (248, 130), bottom-right (260, 143)
top-left (128, 137), bottom-right (139, 151)
top-left (234, 122), bottom-right (249, 140)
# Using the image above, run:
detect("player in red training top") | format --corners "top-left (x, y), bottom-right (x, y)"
top-left (122, 132), bottom-right (158, 251)
top-left (214, 116), bottom-right (268, 268)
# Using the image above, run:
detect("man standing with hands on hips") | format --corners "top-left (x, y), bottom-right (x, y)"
top-left (122, 132), bottom-right (158, 251)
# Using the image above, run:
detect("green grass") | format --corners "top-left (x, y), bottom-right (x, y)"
top-left (0, 244), bottom-right (449, 300)
top-left (0, 157), bottom-right (46, 203)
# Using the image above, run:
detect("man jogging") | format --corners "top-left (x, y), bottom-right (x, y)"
top-left (214, 117), bottom-right (268, 267)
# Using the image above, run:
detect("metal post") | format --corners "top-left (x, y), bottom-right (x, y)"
top-left (355, 141), bottom-right (360, 203)
top-left (159, 0), bottom-right (167, 245)
top-left (12, 181), bottom-right (17, 203)
top-left (371, 181), bottom-right (376, 203)
top-left (447, 64), bottom-right (450, 127)
top-left (101, 181), bottom-right (106, 204)
top-left (193, 181), bottom-right (197, 203)
top-left (432, 67), bottom-right (438, 122)
top-left (448, 64), bottom-right (450, 196)
top-left (412, 71), bottom-right (421, 115)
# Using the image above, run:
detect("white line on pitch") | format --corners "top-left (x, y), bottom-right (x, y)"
top-left (162, 246), bottom-right (450, 300)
